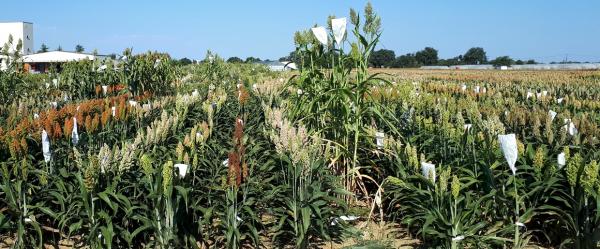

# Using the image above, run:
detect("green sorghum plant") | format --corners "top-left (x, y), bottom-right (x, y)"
top-left (482, 115), bottom-right (506, 138)
top-left (38, 170), bottom-right (48, 186)
top-left (455, 111), bottom-right (465, 130)
top-left (563, 146), bottom-right (571, 162)
top-left (98, 144), bottom-right (112, 174)
top-left (533, 146), bottom-right (545, 178)
top-left (73, 147), bottom-right (84, 169)
top-left (117, 142), bottom-right (136, 174)
top-left (183, 152), bottom-right (190, 165)
top-left (192, 153), bottom-right (198, 170)
top-left (405, 143), bottom-right (419, 172)
top-left (19, 157), bottom-right (28, 181)
top-left (83, 164), bottom-right (97, 192)
top-left (162, 160), bottom-right (173, 197)
top-left (532, 115), bottom-right (541, 139)
top-left (140, 153), bottom-right (153, 178)
top-left (517, 140), bottom-right (525, 157)
top-left (176, 141), bottom-right (184, 162)
top-left (559, 126), bottom-right (567, 145)
top-left (544, 116), bottom-right (554, 145)
top-left (451, 175), bottom-right (460, 200)
top-left (439, 167), bottom-right (451, 192)
top-left (582, 160), bottom-right (598, 196)
top-left (566, 153), bottom-right (583, 189)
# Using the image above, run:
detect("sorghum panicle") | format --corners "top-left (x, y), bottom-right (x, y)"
top-left (533, 147), bottom-right (545, 177)
top-left (451, 175), bottom-right (460, 199)
top-left (582, 160), bottom-right (599, 196)
top-left (566, 153), bottom-right (583, 188)
top-left (140, 154), bottom-right (153, 178)
top-left (162, 161), bottom-right (173, 197)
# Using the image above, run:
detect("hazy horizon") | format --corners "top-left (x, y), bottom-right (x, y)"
top-left (2, 0), bottom-right (599, 63)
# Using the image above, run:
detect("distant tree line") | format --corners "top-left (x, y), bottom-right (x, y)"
top-left (368, 47), bottom-right (537, 68)
top-left (174, 57), bottom-right (193, 66)
top-left (223, 56), bottom-right (266, 63)
top-left (33, 43), bottom-right (592, 68)
top-left (171, 56), bottom-right (273, 66)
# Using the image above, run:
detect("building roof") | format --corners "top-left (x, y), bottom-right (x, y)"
top-left (420, 66), bottom-right (450, 70)
top-left (22, 51), bottom-right (106, 63)
top-left (0, 21), bottom-right (33, 24)
top-left (257, 60), bottom-right (297, 71)
top-left (259, 60), bottom-right (282, 66)
top-left (511, 63), bottom-right (600, 70)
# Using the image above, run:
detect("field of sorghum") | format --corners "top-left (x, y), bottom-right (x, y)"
top-left (2, 3), bottom-right (600, 249)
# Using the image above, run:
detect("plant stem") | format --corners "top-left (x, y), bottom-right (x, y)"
top-left (451, 197), bottom-right (458, 249)
top-left (514, 174), bottom-right (520, 248)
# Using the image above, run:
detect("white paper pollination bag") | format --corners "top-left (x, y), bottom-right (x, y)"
top-left (311, 27), bottom-right (328, 46)
top-left (420, 162), bottom-right (436, 183)
top-left (174, 164), bottom-right (189, 178)
top-left (548, 110), bottom-right (557, 121)
top-left (563, 119), bottom-right (578, 136)
top-left (498, 134), bottom-right (518, 175)
top-left (331, 17), bottom-right (347, 45)
top-left (464, 124), bottom-right (472, 131)
top-left (526, 92), bottom-right (533, 99)
top-left (72, 117), bottom-right (79, 145)
top-left (375, 131), bottom-right (384, 149)
top-left (42, 130), bottom-right (51, 163)
top-left (557, 152), bottom-right (566, 169)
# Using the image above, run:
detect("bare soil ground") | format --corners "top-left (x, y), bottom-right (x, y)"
top-left (319, 221), bottom-right (420, 249)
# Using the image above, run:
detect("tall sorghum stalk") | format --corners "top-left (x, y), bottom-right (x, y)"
top-left (160, 160), bottom-right (174, 247)
top-left (225, 118), bottom-right (246, 249)
top-left (450, 175), bottom-right (461, 249)
top-left (513, 173), bottom-right (521, 248)
top-left (348, 3), bottom-right (382, 203)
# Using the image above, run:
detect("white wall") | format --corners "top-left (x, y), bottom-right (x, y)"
top-left (0, 22), bottom-right (34, 55)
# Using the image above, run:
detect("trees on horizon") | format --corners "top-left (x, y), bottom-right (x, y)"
top-left (365, 47), bottom-right (537, 68)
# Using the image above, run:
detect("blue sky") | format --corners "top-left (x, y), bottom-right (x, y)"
top-left (3, 1), bottom-right (600, 62)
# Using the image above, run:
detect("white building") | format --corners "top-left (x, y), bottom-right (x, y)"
top-left (1, 22), bottom-right (113, 73)
top-left (22, 51), bottom-right (108, 73)
top-left (0, 22), bottom-right (34, 70)
top-left (0, 22), bottom-right (34, 55)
